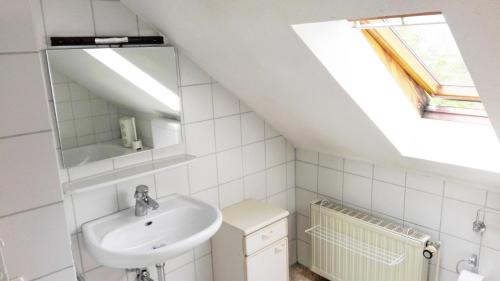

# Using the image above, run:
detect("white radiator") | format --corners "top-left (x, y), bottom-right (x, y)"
top-left (306, 200), bottom-right (431, 281)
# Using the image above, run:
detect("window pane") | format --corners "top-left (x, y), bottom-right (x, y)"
top-left (392, 24), bottom-right (474, 87)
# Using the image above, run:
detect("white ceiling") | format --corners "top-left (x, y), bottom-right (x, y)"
top-left (122, 0), bottom-right (500, 187)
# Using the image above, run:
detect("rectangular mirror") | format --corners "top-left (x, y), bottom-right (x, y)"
top-left (47, 46), bottom-right (181, 168)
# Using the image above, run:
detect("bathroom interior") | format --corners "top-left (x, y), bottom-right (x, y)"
top-left (1, 1), bottom-right (500, 281)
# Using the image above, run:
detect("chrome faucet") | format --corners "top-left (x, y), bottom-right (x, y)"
top-left (134, 185), bottom-right (159, 216)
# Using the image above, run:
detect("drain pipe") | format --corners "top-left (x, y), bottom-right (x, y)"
top-left (156, 263), bottom-right (166, 281)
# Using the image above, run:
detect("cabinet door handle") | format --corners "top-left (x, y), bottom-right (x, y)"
top-left (274, 243), bottom-right (286, 253)
top-left (261, 230), bottom-right (274, 240)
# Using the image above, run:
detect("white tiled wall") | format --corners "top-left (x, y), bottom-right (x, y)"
top-left (51, 70), bottom-right (121, 149)
top-left (34, 1), bottom-right (297, 280)
top-left (294, 148), bottom-right (500, 280)
top-left (0, 1), bottom-right (74, 281)
top-left (63, 55), bottom-right (297, 280)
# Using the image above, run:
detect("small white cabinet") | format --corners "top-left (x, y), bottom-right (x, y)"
top-left (212, 199), bottom-right (289, 281)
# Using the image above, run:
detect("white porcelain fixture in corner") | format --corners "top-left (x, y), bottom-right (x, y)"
top-left (82, 194), bottom-right (222, 269)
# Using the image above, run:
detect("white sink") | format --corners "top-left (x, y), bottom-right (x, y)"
top-left (82, 194), bottom-right (222, 269)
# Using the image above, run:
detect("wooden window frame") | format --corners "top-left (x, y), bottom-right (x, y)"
top-left (363, 27), bottom-right (480, 102)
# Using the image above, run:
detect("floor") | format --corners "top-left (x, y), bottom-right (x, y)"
top-left (290, 264), bottom-right (328, 281)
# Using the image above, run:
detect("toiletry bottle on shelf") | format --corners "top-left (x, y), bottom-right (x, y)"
top-left (119, 116), bottom-right (137, 148)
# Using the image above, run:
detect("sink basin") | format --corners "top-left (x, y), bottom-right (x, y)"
top-left (82, 194), bottom-right (222, 269)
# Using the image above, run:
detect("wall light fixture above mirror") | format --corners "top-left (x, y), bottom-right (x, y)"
top-left (47, 46), bottom-right (182, 168)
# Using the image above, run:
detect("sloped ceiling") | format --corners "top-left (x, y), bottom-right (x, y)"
top-left (122, 0), bottom-right (500, 186)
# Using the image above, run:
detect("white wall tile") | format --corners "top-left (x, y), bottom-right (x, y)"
top-left (74, 117), bottom-right (93, 136)
top-left (265, 122), bottom-right (280, 138)
top-left (318, 153), bottom-right (343, 170)
top-left (486, 191), bottom-right (500, 210)
top-left (296, 149), bottom-right (318, 164)
top-left (372, 180), bottom-right (405, 219)
top-left (243, 172), bottom-right (267, 200)
top-left (344, 159), bottom-right (373, 178)
top-left (185, 120), bottom-right (215, 156)
top-left (192, 186), bottom-right (219, 208)
top-left (266, 136), bottom-right (286, 167)
top-left (295, 161), bottom-right (317, 192)
top-left (317, 167), bottom-right (342, 201)
top-left (267, 191), bottom-right (288, 210)
top-left (343, 173), bottom-right (372, 210)
top-left (0, 132), bottom-right (62, 216)
top-left (0, 204), bottom-right (73, 281)
top-left (479, 246), bottom-right (500, 279)
top-left (84, 266), bottom-right (127, 281)
top-left (0, 54), bottom-right (52, 137)
top-left (155, 166), bottom-right (189, 198)
top-left (182, 84), bottom-right (213, 123)
top-left (296, 214), bottom-right (310, 244)
top-left (406, 172), bottom-right (444, 195)
top-left (216, 148), bottom-right (242, 184)
top-left (296, 188), bottom-right (317, 217)
top-left (188, 155), bottom-right (218, 193)
top-left (214, 115), bottom-right (241, 151)
top-left (164, 251), bottom-right (194, 273)
top-left (241, 112), bottom-right (264, 144)
top-left (297, 240), bottom-right (311, 267)
top-left (53, 84), bottom-right (71, 101)
top-left (266, 164), bottom-right (287, 196)
top-left (441, 198), bottom-right (482, 243)
top-left (164, 263), bottom-right (196, 281)
top-left (404, 188), bottom-right (442, 230)
top-left (92, 0), bottom-right (138, 36)
top-left (444, 181), bottom-right (487, 206)
top-left (0, 0), bottom-right (43, 52)
top-left (68, 83), bottom-right (88, 101)
top-left (242, 142), bottom-right (265, 175)
top-left (195, 255), bottom-right (213, 281)
top-left (373, 165), bottom-right (406, 186)
top-left (55, 102), bottom-right (73, 121)
top-left (439, 269), bottom-right (458, 281)
top-left (178, 54), bottom-right (211, 86)
top-left (72, 185), bottom-right (118, 228)
top-left (482, 210), bottom-right (500, 250)
top-left (42, 0), bottom-right (95, 36)
top-left (212, 83), bottom-right (239, 118)
top-left (439, 234), bottom-right (479, 272)
top-left (37, 267), bottom-right (77, 281)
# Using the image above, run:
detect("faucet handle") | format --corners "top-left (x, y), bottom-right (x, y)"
top-left (135, 185), bottom-right (149, 198)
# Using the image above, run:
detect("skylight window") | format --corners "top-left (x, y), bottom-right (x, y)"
top-left (393, 24), bottom-right (474, 87)
top-left (351, 13), bottom-right (486, 122)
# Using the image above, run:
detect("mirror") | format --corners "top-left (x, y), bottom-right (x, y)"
top-left (47, 46), bottom-right (181, 168)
